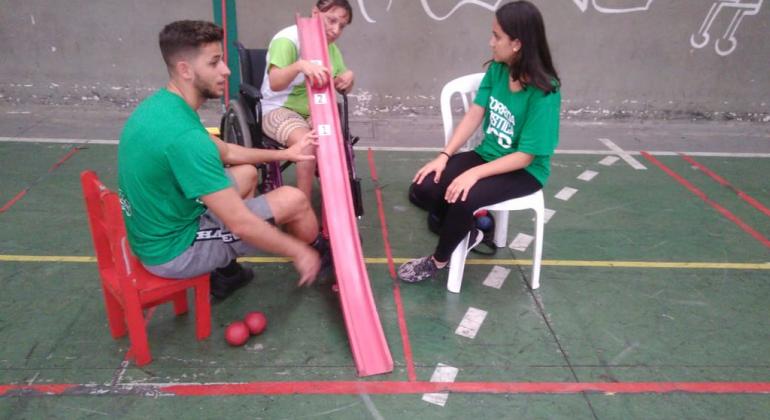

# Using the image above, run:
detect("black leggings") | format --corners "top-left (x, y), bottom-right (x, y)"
top-left (409, 151), bottom-right (542, 262)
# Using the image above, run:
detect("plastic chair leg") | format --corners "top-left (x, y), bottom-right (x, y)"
top-left (102, 289), bottom-right (127, 338)
top-left (531, 206), bottom-right (544, 290)
top-left (194, 281), bottom-right (211, 340)
top-left (124, 302), bottom-right (152, 366)
top-left (447, 232), bottom-right (471, 293)
top-left (171, 291), bottom-right (188, 316)
top-left (491, 210), bottom-right (509, 248)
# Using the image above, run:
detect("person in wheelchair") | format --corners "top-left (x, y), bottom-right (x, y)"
top-left (260, 0), bottom-right (356, 199)
top-left (118, 20), bottom-right (331, 300)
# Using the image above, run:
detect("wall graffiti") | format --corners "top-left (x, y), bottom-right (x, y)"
top-left (419, 0), bottom-right (502, 21)
top-left (354, 0), bottom-right (763, 56)
top-left (690, 0), bottom-right (763, 56)
top-left (572, 0), bottom-right (654, 14)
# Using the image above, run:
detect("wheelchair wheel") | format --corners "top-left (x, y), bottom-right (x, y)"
top-left (221, 101), bottom-right (253, 148)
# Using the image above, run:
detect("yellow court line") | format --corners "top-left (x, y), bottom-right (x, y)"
top-left (1, 255), bottom-right (768, 270)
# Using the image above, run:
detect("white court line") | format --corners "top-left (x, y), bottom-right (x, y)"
top-left (3, 137), bottom-right (770, 158)
top-left (455, 307), bottom-right (488, 339)
top-left (543, 208), bottom-right (556, 224)
top-left (510, 233), bottom-right (534, 252)
top-left (599, 155), bottom-right (620, 166)
top-left (577, 170), bottom-right (598, 181)
top-left (555, 187), bottom-right (578, 201)
top-left (422, 363), bottom-right (459, 407)
top-left (0, 137), bottom-right (119, 145)
top-left (483, 266), bottom-right (511, 289)
top-left (598, 138), bottom-right (647, 170)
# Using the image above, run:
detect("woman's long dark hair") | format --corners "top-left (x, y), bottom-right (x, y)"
top-left (496, 1), bottom-right (560, 93)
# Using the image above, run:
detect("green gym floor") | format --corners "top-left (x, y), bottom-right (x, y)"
top-left (0, 124), bottom-right (769, 418)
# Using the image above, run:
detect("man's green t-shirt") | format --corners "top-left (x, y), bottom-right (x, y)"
top-left (117, 89), bottom-right (231, 265)
top-left (473, 61), bottom-right (561, 186)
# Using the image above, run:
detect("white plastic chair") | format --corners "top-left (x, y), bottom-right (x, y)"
top-left (440, 73), bottom-right (545, 292)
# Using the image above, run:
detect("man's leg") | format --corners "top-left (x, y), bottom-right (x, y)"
top-left (261, 185), bottom-right (318, 243)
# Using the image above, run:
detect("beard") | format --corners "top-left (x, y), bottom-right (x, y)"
top-left (193, 74), bottom-right (222, 100)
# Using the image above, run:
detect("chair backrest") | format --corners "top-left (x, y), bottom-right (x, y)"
top-left (236, 41), bottom-right (267, 91)
top-left (439, 73), bottom-right (485, 147)
top-left (80, 171), bottom-right (141, 289)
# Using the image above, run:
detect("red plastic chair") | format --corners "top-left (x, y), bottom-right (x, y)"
top-left (80, 170), bottom-right (211, 366)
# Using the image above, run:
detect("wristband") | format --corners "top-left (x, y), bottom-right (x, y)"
top-left (439, 151), bottom-right (452, 159)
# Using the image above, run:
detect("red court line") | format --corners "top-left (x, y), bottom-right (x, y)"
top-left (642, 151), bottom-right (770, 249)
top-left (48, 147), bottom-right (80, 173)
top-left (680, 153), bottom-right (770, 217)
top-left (3, 381), bottom-right (769, 397)
top-left (0, 188), bottom-right (29, 213)
top-left (0, 146), bottom-right (80, 213)
top-left (367, 149), bottom-right (417, 382)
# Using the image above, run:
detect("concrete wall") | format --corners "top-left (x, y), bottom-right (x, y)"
top-left (1, 0), bottom-right (768, 120)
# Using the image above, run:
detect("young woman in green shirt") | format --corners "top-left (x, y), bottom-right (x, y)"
top-left (399, 0), bottom-right (562, 283)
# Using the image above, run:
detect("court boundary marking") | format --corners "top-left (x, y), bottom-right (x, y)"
top-left (2, 381), bottom-right (769, 397)
top-left (2, 136), bottom-right (770, 158)
top-left (2, 255), bottom-right (767, 270)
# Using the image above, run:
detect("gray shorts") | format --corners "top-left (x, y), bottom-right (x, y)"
top-left (143, 195), bottom-right (274, 279)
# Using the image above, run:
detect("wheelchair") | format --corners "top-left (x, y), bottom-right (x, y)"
top-left (219, 42), bottom-right (363, 217)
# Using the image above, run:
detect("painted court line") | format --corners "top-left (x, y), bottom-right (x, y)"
top-left (3, 255), bottom-right (769, 270)
top-left (599, 155), bottom-right (620, 166)
top-left (555, 187), bottom-right (578, 201)
top-left (4, 137), bottom-right (770, 158)
top-left (2, 381), bottom-right (770, 397)
top-left (483, 266), bottom-right (511, 289)
top-left (0, 188), bottom-right (29, 213)
top-left (455, 307), bottom-right (488, 339)
top-left (599, 138), bottom-right (647, 170)
top-left (0, 145), bottom-right (80, 213)
top-left (422, 364), bottom-right (460, 406)
top-left (368, 149), bottom-right (417, 382)
top-left (543, 208), bottom-right (556, 224)
top-left (641, 151), bottom-right (770, 249)
top-left (509, 233), bottom-right (534, 252)
top-left (577, 170), bottom-right (598, 181)
top-left (680, 153), bottom-right (770, 217)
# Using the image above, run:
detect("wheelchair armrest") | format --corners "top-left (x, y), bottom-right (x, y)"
top-left (239, 83), bottom-right (262, 102)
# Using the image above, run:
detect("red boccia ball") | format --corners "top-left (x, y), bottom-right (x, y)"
top-left (243, 311), bottom-right (268, 336)
top-left (224, 320), bottom-right (250, 346)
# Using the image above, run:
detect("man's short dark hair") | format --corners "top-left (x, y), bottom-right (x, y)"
top-left (159, 20), bottom-right (224, 68)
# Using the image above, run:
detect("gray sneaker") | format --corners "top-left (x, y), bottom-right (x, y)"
top-left (398, 256), bottom-right (441, 283)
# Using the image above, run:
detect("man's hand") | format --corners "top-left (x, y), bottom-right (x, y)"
top-left (294, 245), bottom-right (321, 287)
top-left (334, 70), bottom-right (355, 94)
top-left (283, 130), bottom-right (318, 162)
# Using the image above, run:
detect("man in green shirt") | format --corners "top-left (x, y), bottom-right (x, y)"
top-left (118, 20), bottom-right (327, 299)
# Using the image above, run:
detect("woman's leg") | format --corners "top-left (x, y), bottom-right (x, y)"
top-left (409, 151), bottom-right (486, 219)
top-left (398, 163), bottom-right (542, 283)
top-left (432, 169), bottom-right (542, 262)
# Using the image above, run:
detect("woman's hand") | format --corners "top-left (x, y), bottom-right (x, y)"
top-left (413, 154), bottom-right (450, 185)
top-left (299, 60), bottom-right (331, 88)
top-left (444, 168), bottom-right (480, 203)
top-left (283, 130), bottom-right (318, 162)
top-left (334, 70), bottom-right (355, 94)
